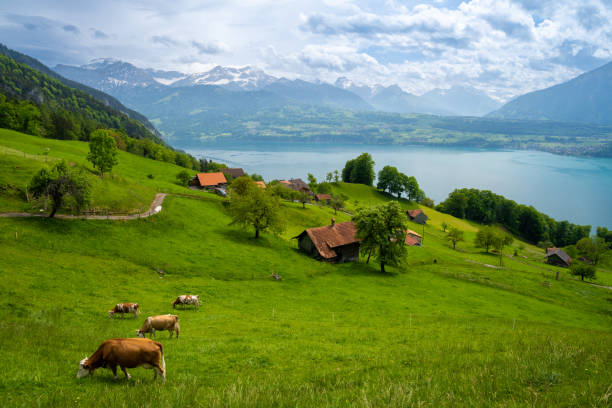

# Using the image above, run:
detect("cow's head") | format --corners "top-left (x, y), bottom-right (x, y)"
top-left (76, 356), bottom-right (92, 378)
top-left (108, 310), bottom-right (115, 318)
top-left (136, 329), bottom-right (145, 338)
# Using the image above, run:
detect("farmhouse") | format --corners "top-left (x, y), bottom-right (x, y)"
top-left (222, 168), bottom-right (245, 179)
top-left (545, 247), bottom-right (571, 267)
top-left (315, 193), bottom-right (331, 203)
top-left (405, 229), bottom-right (423, 246)
top-left (407, 209), bottom-right (428, 224)
top-left (194, 172), bottom-right (227, 189)
top-left (294, 219), bottom-right (360, 262)
top-left (280, 178), bottom-right (312, 194)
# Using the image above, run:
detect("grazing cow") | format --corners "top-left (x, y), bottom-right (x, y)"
top-left (108, 303), bottom-right (140, 318)
top-left (172, 294), bottom-right (200, 309)
top-left (76, 338), bottom-right (165, 383)
top-left (137, 314), bottom-right (180, 339)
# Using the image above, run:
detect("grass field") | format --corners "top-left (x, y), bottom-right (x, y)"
top-left (1, 130), bottom-right (611, 407)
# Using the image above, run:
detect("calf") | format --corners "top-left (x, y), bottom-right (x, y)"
top-left (137, 314), bottom-right (180, 339)
top-left (108, 303), bottom-right (140, 318)
top-left (172, 294), bottom-right (200, 309)
top-left (76, 338), bottom-right (165, 383)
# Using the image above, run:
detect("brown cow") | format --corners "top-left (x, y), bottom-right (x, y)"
top-left (172, 294), bottom-right (200, 309)
top-left (108, 303), bottom-right (140, 318)
top-left (76, 338), bottom-right (165, 383)
top-left (137, 314), bottom-right (180, 339)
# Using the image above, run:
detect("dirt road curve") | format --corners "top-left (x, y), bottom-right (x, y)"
top-left (0, 193), bottom-right (167, 220)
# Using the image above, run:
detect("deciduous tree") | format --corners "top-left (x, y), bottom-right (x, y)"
top-left (87, 129), bottom-right (118, 178)
top-left (229, 180), bottom-right (285, 239)
top-left (446, 227), bottom-right (464, 250)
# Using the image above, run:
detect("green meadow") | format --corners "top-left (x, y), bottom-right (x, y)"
top-left (0, 130), bottom-right (611, 407)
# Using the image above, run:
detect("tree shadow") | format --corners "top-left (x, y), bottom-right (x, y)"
top-left (215, 227), bottom-right (274, 248)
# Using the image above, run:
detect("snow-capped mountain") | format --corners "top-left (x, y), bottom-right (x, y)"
top-left (423, 85), bottom-right (501, 117)
top-left (171, 65), bottom-right (277, 91)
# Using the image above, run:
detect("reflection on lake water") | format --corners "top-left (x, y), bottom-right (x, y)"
top-left (187, 143), bottom-right (612, 229)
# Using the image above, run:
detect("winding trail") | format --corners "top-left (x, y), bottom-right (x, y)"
top-left (0, 193), bottom-right (167, 220)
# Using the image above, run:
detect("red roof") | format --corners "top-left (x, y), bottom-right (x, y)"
top-left (316, 194), bottom-right (331, 201)
top-left (406, 229), bottom-right (422, 238)
top-left (407, 209), bottom-right (425, 218)
top-left (255, 181), bottom-right (266, 189)
top-left (405, 235), bottom-right (420, 246)
top-left (298, 221), bottom-right (359, 259)
top-left (196, 172), bottom-right (227, 187)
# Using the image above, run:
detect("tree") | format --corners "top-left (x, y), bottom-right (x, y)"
top-left (421, 197), bottom-right (434, 208)
top-left (570, 262), bottom-right (596, 281)
top-left (333, 170), bottom-right (340, 183)
top-left (307, 173), bottom-right (318, 191)
top-left (87, 129), bottom-right (119, 178)
top-left (228, 181), bottom-right (285, 239)
top-left (30, 160), bottom-right (90, 218)
top-left (403, 176), bottom-right (420, 201)
top-left (493, 233), bottom-right (514, 266)
top-left (330, 194), bottom-right (346, 215)
top-left (576, 236), bottom-right (608, 265)
top-left (446, 227), bottom-right (464, 250)
top-left (353, 201), bottom-right (408, 273)
top-left (326, 172), bottom-right (333, 183)
top-left (475, 226), bottom-right (497, 253)
top-left (249, 173), bottom-right (264, 182)
top-left (377, 166), bottom-right (398, 194)
top-left (342, 153), bottom-right (375, 185)
top-left (441, 221), bottom-right (449, 232)
top-left (176, 170), bottom-right (192, 186)
top-left (298, 191), bottom-right (311, 209)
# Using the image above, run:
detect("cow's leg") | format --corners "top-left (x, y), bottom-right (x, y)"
top-left (121, 366), bottom-right (131, 380)
top-left (110, 364), bottom-right (118, 380)
top-left (151, 329), bottom-right (156, 339)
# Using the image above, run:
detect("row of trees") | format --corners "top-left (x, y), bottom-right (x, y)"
top-left (377, 166), bottom-right (423, 201)
top-left (436, 188), bottom-right (590, 246)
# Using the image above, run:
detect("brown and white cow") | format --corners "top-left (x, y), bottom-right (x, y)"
top-left (172, 294), bottom-right (200, 309)
top-left (76, 338), bottom-right (165, 383)
top-left (137, 314), bottom-right (180, 339)
top-left (108, 303), bottom-right (140, 318)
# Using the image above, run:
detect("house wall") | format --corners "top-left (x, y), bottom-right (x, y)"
top-left (546, 254), bottom-right (569, 267)
top-left (413, 214), bottom-right (427, 224)
top-left (336, 243), bottom-right (360, 262)
top-left (298, 235), bottom-right (319, 258)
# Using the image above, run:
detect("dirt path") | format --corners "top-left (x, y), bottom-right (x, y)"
top-left (0, 193), bottom-right (167, 220)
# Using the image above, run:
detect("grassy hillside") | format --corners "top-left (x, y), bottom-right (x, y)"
top-left (1, 130), bottom-right (611, 407)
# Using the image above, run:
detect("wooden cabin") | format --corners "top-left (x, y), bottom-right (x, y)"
top-left (294, 220), bottom-right (360, 263)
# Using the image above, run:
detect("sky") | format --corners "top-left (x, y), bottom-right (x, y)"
top-left (1, 0), bottom-right (611, 101)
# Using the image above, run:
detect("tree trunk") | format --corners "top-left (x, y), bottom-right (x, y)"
top-left (452, 242), bottom-right (456, 249)
top-left (397, 192), bottom-right (401, 199)
top-left (255, 228), bottom-right (260, 239)
top-left (366, 249), bottom-right (372, 264)
top-left (380, 262), bottom-right (386, 274)
top-left (302, 202), bottom-right (305, 209)
top-left (581, 275), bottom-right (584, 281)
top-left (49, 206), bottom-right (58, 218)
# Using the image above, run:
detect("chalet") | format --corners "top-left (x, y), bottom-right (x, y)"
top-left (315, 194), bottom-right (331, 203)
top-left (545, 247), bottom-right (571, 267)
top-left (255, 181), bottom-right (266, 189)
top-left (294, 219), bottom-right (360, 262)
top-left (194, 172), bottom-right (227, 189)
top-left (280, 178), bottom-right (312, 194)
top-left (407, 209), bottom-right (428, 225)
top-left (222, 168), bottom-right (245, 179)
top-left (405, 229), bottom-right (423, 246)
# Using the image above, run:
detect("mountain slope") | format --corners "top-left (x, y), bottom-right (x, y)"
top-left (422, 85), bottom-right (501, 116)
top-left (0, 44), bottom-right (160, 134)
top-left (487, 62), bottom-right (612, 124)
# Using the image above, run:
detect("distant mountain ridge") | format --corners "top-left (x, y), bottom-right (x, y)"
top-left (487, 61), bottom-right (612, 124)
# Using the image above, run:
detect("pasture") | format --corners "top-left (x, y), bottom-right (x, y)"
top-left (0, 130), bottom-right (611, 407)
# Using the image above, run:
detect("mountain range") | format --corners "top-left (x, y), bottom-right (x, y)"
top-left (487, 61), bottom-right (612, 124)
top-left (54, 59), bottom-right (500, 117)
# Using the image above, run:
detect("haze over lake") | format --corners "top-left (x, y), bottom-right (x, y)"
top-left (189, 144), bottom-right (612, 230)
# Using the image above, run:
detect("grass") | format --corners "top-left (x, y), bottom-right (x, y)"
top-left (1, 129), bottom-right (611, 407)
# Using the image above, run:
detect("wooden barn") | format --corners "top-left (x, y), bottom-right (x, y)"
top-left (545, 247), bottom-right (571, 267)
top-left (280, 178), bottom-right (312, 195)
top-left (294, 220), bottom-right (360, 262)
top-left (193, 172), bottom-right (227, 189)
top-left (315, 193), bottom-right (331, 203)
top-left (222, 168), bottom-right (245, 180)
top-left (407, 209), bottom-right (428, 225)
top-left (405, 229), bottom-right (423, 246)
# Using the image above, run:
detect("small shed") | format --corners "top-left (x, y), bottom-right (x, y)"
top-left (280, 178), bottom-right (312, 194)
top-left (195, 172), bottom-right (227, 189)
top-left (222, 168), bottom-right (245, 179)
top-left (294, 220), bottom-right (360, 262)
top-left (407, 209), bottom-right (428, 225)
top-left (315, 194), bottom-right (331, 203)
top-left (545, 247), bottom-right (571, 267)
top-left (405, 229), bottom-right (423, 246)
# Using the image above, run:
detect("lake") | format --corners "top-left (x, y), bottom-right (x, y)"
top-left (187, 143), bottom-right (612, 229)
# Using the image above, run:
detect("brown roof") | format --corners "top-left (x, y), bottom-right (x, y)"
top-left (406, 229), bottom-right (422, 238)
top-left (222, 168), bottom-right (245, 179)
top-left (545, 248), bottom-right (571, 265)
top-left (297, 221), bottom-right (359, 259)
top-left (407, 209), bottom-right (426, 218)
top-left (255, 181), bottom-right (266, 189)
top-left (405, 235), bottom-right (420, 246)
top-left (280, 178), bottom-right (311, 192)
top-left (196, 172), bottom-right (227, 187)
top-left (316, 194), bottom-right (331, 201)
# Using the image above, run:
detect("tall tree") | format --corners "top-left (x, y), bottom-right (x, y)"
top-left (343, 153), bottom-right (375, 185)
top-left (353, 201), bottom-right (408, 273)
top-left (30, 160), bottom-right (90, 218)
top-left (228, 179), bottom-right (285, 239)
top-left (87, 129), bottom-right (119, 178)
top-left (493, 233), bottom-right (514, 266)
top-left (446, 227), bottom-right (464, 250)
top-left (475, 226), bottom-right (497, 253)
